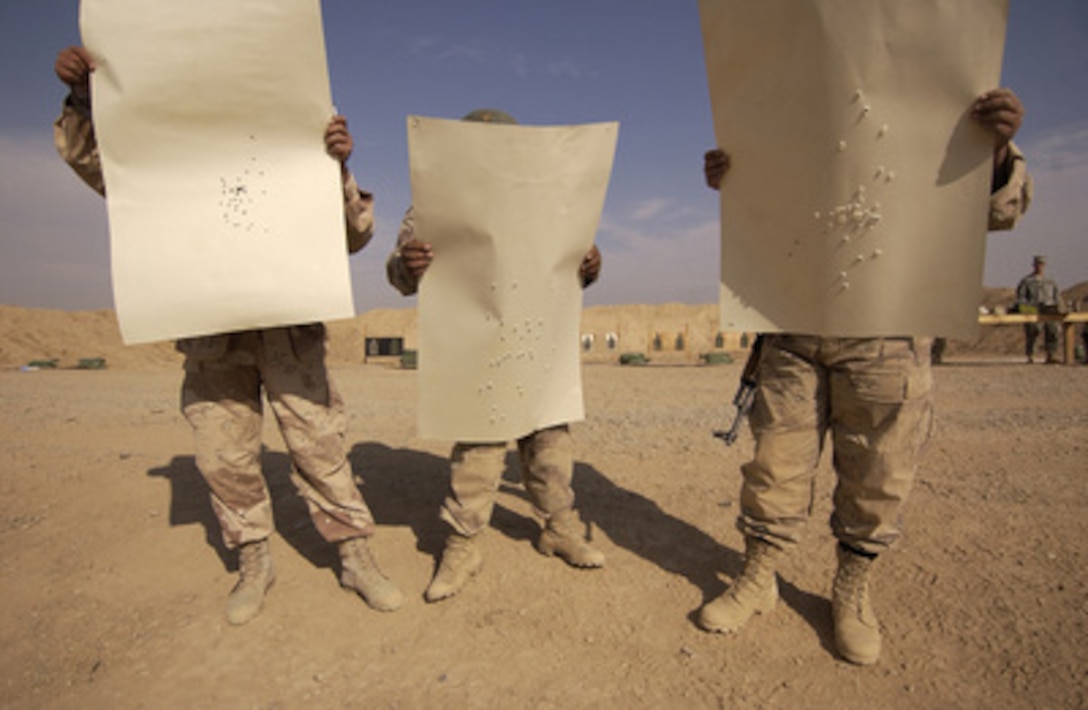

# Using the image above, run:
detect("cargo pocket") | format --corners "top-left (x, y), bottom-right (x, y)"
top-left (848, 339), bottom-right (932, 404)
top-left (848, 369), bottom-right (909, 404)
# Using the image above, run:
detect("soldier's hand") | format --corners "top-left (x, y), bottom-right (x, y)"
top-left (325, 115), bottom-right (353, 166)
top-left (580, 245), bottom-right (601, 287)
top-left (55, 46), bottom-right (95, 100)
top-left (704, 148), bottom-right (731, 191)
top-left (972, 88), bottom-right (1024, 149)
top-left (400, 239), bottom-right (433, 282)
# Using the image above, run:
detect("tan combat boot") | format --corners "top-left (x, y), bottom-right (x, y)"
top-left (698, 536), bottom-right (783, 633)
top-left (226, 538), bottom-right (275, 625)
top-left (537, 509), bottom-right (605, 568)
top-left (832, 545), bottom-right (882, 665)
top-left (339, 537), bottom-right (404, 612)
top-left (424, 532), bottom-right (483, 603)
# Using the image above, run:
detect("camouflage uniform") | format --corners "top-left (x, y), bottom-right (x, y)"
top-left (742, 143), bottom-right (1032, 555)
top-left (55, 96), bottom-right (379, 550)
top-left (1015, 260), bottom-right (1061, 362)
top-left (387, 210), bottom-right (581, 536)
top-left (443, 426), bottom-right (576, 536)
top-left (742, 336), bottom-right (933, 554)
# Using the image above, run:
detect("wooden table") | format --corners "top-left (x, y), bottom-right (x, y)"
top-left (977, 312), bottom-right (1088, 364)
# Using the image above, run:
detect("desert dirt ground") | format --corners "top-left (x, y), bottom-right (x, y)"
top-left (1, 350), bottom-right (1086, 708)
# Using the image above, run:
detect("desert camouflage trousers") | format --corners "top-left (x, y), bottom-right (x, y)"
top-left (738, 335), bottom-right (934, 555)
top-left (179, 325), bottom-right (375, 549)
top-left (441, 424), bottom-right (576, 537)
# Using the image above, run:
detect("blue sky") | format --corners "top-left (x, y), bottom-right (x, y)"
top-left (1, 1), bottom-right (1086, 312)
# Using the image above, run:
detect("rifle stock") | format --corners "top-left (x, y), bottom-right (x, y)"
top-left (713, 334), bottom-right (764, 446)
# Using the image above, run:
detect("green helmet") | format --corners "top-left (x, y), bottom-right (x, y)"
top-left (461, 108), bottom-right (518, 125)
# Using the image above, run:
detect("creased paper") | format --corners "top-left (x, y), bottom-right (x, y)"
top-left (408, 116), bottom-right (618, 442)
top-left (81, 0), bottom-right (354, 344)
top-left (699, 0), bottom-right (1009, 337)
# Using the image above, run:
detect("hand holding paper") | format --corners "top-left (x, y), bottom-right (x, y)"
top-left (324, 115), bottom-right (354, 166)
top-left (54, 46), bottom-right (95, 100)
top-left (400, 238), bottom-right (435, 284)
top-left (704, 149), bottom-right (731, 191)
top-left (971, 88), bottom-right (1024, 148)
top-left (580, 246), bottom-right (602, 287)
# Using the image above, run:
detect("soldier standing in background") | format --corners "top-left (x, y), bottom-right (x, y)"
top-left (1082, 296), bottom-right (1088, 364)
top-left (1015, 255), bottom-right (1061, 363)
top-left (53, 45), bottom-right (404, 624)
top-left (699, 87), bottom-right (1032, 665)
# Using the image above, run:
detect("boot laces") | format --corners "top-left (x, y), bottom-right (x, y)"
top-left (732, 542), bottom-right (777, 597)
top-left (344, 538), bottom-right (378, 571)
top-left (440, 536), bottom-right (474, 569)
top-left (239, 542), bottom-right (265, 578)
top-left (547, 512), bottom-right (584, 538)
top-left (835, 558), bottom-right (873, 619)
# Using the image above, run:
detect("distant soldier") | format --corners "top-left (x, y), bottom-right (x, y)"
top-left (1084, 310), bottom-right (1088, 365)
top-left (387, 109), bottom-right (606, 603)
top-left (1015, 255), bottom-right (1061, 363)
top-left (1082, 297), bottom-right (1088, 365)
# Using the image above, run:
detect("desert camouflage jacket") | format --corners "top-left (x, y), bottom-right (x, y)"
top-left (989, 141), bottom-right (1032, 232)
top-left (385, 207), bottom-right (421, 296)
top-left (1016, 273), bottom-right (1060, 307)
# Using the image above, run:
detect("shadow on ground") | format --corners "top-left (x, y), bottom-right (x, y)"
top-left (147, 449), bottom-right (340, 572)
top-left (148, 443), bottom-right (834, 651)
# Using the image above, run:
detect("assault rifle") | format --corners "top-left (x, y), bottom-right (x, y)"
top-left (713, 334), bottom-right (764, 446)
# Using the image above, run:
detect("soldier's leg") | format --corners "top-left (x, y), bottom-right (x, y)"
top-left (261, 327), bottom-right (376, 541)
top-left (1043, 321), bottom-right (1060, 363)
top-left (828, 338), bottom-right (932, 552)
top-left (826, 337), bottom-right (934, 665)
top-left (440, 442), bottom-right (508, 536)
top-left (425, 441), bottom-right (506, 602)
top-left (930, 337), bottom-right (946, 365)
top-left (519, 426), bottom-right (604, 568)
top-left (180, 337), bottom-right (275, 624)
top-left (736, 336), bottom-right (828, 549)
top-left (700, 335), bottom-right (827, 634)
top-left (261, 326), bottom-right (401, 612)
top-left (1024, 323), bottom-right (1038, 362)
top-left (517, 425), bottom-right (574, 515)
top-left (181, 354), bottom-right (270, 548)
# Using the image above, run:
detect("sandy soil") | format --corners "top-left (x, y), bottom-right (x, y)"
top-left (1, 317), bottom-right (1086, 707)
